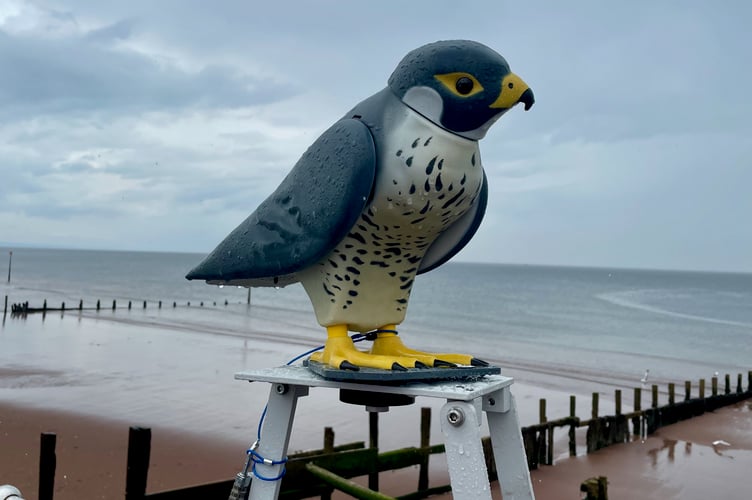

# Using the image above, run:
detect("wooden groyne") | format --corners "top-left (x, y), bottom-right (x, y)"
top-left (522, 371), bottom-right (752, 469)
top-left (29, 371), bottom-right (751, 500)
top-left (4, 295), bottom-right (239, 316)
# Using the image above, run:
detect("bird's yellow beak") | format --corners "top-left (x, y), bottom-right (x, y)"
top-left (490, 72), bottom-right (535, 110)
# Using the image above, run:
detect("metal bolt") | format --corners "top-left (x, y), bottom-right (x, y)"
top-left (488, 397), bottom-right (496, 406)
top-left (446, 407), bottom-right (465, 426)
top-left (275, 384), bottom-right (288, 395)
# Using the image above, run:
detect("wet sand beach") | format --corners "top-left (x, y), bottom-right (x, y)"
top-left (1, 307), bottom-right (750, 499)
top-left (531, 400), bottom-right (752, 500)
top-left (2, 398), bottom-right (750, 499)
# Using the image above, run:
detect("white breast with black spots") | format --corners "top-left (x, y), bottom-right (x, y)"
top-left (300, 110), bottom-right (483, 332)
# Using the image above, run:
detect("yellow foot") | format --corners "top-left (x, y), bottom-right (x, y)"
top-left (310, 325), bottom-right (420, 371)
top-left (369, 326), bottom-right (489, 368)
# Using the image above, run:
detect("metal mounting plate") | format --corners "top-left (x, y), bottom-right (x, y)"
top-left (235, 365), bottom-right (512, 402)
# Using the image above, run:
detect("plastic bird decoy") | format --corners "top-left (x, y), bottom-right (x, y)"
top-left (187, 40), bottom-right (534, 378)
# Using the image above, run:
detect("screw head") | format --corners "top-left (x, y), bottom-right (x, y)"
top-left (447, 407), bottom-right (465, 426)
top-left (275, 384), bottom-right (288, 395)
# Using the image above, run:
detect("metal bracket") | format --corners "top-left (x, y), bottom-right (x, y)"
top-left (482, 386), bottom-right (512, 413)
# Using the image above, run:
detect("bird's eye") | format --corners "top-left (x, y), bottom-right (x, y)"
top-left (508, 82), bottom-right (514, 89)
top-left (434, 72), bottom-right (484, 98)
top-left (456, 77), bottom-right (474, 95)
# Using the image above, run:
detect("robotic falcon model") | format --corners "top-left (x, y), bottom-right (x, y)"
top-left (187, 40), bottom-right (534, 378)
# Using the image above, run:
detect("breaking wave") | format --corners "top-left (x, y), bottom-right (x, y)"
top-left (596, 290), bottom-right (752, 329)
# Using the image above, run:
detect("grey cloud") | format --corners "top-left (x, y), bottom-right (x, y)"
top-left (0, 29), bottom-right (298, 120)
top-left (0, 159), bottom-right (48, 197)
top-left (173, 180), bottom-right (267, 214)
top-left (18, 200), bottom-right (122, 220)
top-left (84, 18), bottom-right (137, 43)
top-left (52, 161), bottom-right (96, 173)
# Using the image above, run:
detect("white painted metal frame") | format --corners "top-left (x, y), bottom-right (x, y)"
top-left (235, 366), bottom-right (534, 500)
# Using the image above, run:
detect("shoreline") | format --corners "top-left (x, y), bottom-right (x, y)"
top-left (2, 398), bottom-right (750, 499)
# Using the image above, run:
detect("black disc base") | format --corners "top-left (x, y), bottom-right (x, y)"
top-left (339, 389), bottom-right (415, 408)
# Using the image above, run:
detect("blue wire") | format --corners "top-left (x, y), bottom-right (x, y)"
top-left (252, 461), bottom-right (287, 481)
top-left (285, 345), bottom-right (324, 366)
top-left (248, 331), bottom-right (375, 481)
top-left (256, 406), bottom-right (267, 441)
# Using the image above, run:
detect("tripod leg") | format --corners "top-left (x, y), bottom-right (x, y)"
top-left (485, 390), bottom-right (535, 499)
top-left (248, 384), bottom-right (309, 500)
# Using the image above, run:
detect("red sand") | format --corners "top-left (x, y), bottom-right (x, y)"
top-left (2, 399), bottom-right (750, 499)
top-left (0, 403), bottom-right (240, 499)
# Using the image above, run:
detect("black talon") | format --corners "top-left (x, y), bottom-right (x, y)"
top-left (434, 359), bottom-right (457, 368)
top-left (340, 361), bottom-right (360, 371)
top-left (414, 361), bottom-right (429, 369)
top-left (470, 358), bottom-right (489, 367)
top-left (391, 362), bottom-right (408, 372)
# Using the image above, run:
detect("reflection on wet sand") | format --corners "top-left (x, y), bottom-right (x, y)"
top-left (647, 437), bottom-right (694, 465)
top-left (648, 438), bottom-right (678, 466)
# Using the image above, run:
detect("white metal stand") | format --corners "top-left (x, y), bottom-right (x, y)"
top-left (235, 366), bottom-right (535, 500)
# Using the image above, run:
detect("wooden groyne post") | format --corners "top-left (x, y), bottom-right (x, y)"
top-left (569, 395), bottom-right (577, 456)
top-left (581, 476), bottom-right (608, 500)
top-left (39, 432), bottom-right (56, 500)
top-left (6, 250), bottom-right (11, 283)
top-left (125, 427), bottom-right (151, 500)
top-left (668, 383), bottom-right (675, 405)
top-left (304, 463), bottom-right (393, 500)
top-left (586, 390), bottom-right (629, 453)
top-left (632, 387), bottom-right (642, 436)
top-left (418, 407), bottom-right (431, 491)
top-left (518, 398), bottom-right (580, 469)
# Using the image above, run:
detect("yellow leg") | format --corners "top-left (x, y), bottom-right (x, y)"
top-left (369, 325), bottom-right (488, 368)
top-left (310, 324), bottom-right (419, 371)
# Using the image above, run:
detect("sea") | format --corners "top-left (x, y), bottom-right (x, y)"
top-left (1, 247), bottom-right (751, 447)
top-left (2, 247), bottom-right (750, 386)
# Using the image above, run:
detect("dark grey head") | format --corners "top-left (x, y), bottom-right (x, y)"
top-left (388, 40), bottom-right (534, 140)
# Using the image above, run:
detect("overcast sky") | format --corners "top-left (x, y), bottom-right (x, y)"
top-left (1, 0), bottom-right (750, 272)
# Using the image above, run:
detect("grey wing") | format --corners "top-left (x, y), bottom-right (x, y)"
top-left (186, 118), bottom-right (376, 287)
top-left (417, 171), bottom-right (488, 274)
